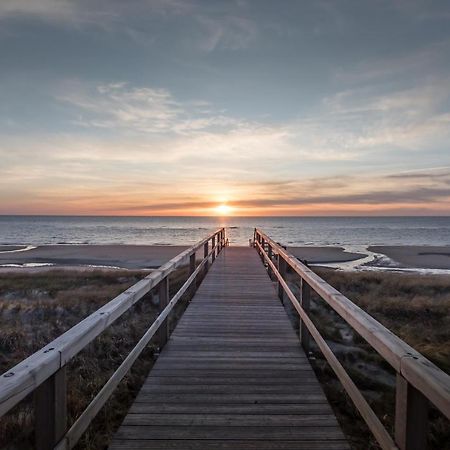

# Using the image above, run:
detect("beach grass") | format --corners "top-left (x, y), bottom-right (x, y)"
top-left (0, 267), bottom-right (195, 449)
top-left (286, 268), bottom-right (450, 449)
top-left (0, 268), bottom-right (449, 449)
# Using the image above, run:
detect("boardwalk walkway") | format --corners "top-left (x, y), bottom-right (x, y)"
top-left (110, 247), bottom-right (349, 449)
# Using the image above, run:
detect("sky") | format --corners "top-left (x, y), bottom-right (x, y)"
top-left (0, 0), bottom-right (449, 216)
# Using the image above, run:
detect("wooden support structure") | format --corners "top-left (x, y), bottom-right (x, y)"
top-left (395, 374), bottom-right (429, 450)
top-left (35, 367), bottom-right (67, 450)
top-left (0, 228), bottom-right (225, 450)
top-left (189, 252), bottom-right (196, 296)
top-left (110, 247), bottom-right (349, 450)
top-left (157, 276), bottom-right (169, 349)
top-left (300, 278), bottom-right (311, 353)
top-left (277, 254), bottom-right (286, 303)
top-left (203, 241), bottom-right (209, 276)
top-left (254, 228), bottom-right (450, 450)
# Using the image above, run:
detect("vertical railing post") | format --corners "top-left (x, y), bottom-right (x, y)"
top-left (395, 374), bottom-right (428, 450)
top-left (267, 244), bottom-right (273, 279)
top-left (203, 241), bottom-right (209, 276)
top-left (189, 252), bottom-right (196, 296)
top-left (35, 367), bottom-right (67, 450)
top-left (277, 254), bottom-right (286, 304)
top-left (300, 278), bottom-right (311, 354)
top-left (212, 236), bottom-right (216, 262)
top-left (158, 276), bottom-right (169, 348)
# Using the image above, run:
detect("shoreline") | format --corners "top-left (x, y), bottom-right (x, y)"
top-left (0, 244), bottom-right (449, 273)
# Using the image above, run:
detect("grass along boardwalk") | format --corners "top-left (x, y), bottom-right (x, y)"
top-left (0, 229), bottom-right (449, 449)
top-left (110, 247), bottom-right (349, 449)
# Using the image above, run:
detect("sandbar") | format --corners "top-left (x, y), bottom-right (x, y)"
top-left (368, 246), bottom-right (450, 270)
top-left (0, 245), bottom-right (189, 270)
top-left (287, 246), bottom-right (366, 264)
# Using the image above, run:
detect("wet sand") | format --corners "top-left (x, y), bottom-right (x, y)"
top-left (0, 245), bottom-right (189, 270)
top-left (2, 244), bottom-right (448, 272)
top-left (288, 246), bottom-right (366, 264)
top-left (0, 244), bottom-right (367, 271)
top-left (368, 246), bottom-right (450, 270)
top-left (0, 245), bottom-right (27, 252)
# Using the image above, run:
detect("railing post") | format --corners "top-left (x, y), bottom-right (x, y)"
top-left (395, 373), bottom-right (428, 450)
top-left (300, 278), bottom-right (311, 354)
top-left (212, 236), bottom-right (216, 262)
top-left (277, 254), bottom-right (286, 304)
top-left (157, 276), bottom-right (169, 348)
top-left (189, 252), bottom-right (196, 296)
top-left (203, 241), bottom-right (209, 276)
top-left (267, 244), bottom-right (273, 279)
top-left (35, 367), bottom-right (67, 450)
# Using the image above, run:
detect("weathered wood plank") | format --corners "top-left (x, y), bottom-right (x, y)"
top-left (123, 413), bottom-right (339, 426)
top-left (110, 440), bottom-right (350, 450)
top-left (110, 247), bottom-right (349, 449)
top-left (114, 426), bottom-right (347, 440)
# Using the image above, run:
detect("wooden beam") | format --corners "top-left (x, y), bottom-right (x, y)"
top-left (158, 277), bottom-right (170, 349)
top-left (277, 255), bottom-right (286, 304)
top-left (203, 242), bottom-right (209, 276)
top-left (189, 252), bottom-right (196, 297)
top-left (35, 367), bottom-right (67, 450)
top-left (300, 279), bottom-right (311, 354)
top-left (395, 373), bottom-right (428, 450)
top-left (267, 245), bottom-right (273, 279)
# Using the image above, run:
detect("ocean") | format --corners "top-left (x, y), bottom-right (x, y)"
top-left (0, 216), bottom-right (449, 247)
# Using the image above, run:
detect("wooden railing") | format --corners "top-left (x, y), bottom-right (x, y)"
top-left (254, 228), bottom-right (450, 450)
top-left (0, 228), bottom-right (227, 450)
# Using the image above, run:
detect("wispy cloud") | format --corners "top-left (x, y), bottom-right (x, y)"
top-left (195, 15), bottom-right (258, 52)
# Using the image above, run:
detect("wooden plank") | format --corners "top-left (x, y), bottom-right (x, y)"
top-left (128, 403), bottom-right (334, 415)
top-left (110, 440), bottom-right (350, 450)
top-left (123, 413), bottom-right (339, 426)
top-left (113, 425), bottom-right (347, 440)
top-left (110, 247), bottom-right (349, 449)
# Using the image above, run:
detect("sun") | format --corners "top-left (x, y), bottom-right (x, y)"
top-left (214, 203), bottom-right (232, 216)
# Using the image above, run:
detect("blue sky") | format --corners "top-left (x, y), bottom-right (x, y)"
top-left (1, 0), bottom-right (449, 215)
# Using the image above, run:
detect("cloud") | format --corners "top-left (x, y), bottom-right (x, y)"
top-left (195, 15), bottom-right (258, 52)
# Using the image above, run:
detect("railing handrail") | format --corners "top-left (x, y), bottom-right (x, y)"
top-left (254, 228), bottom-right (450, 420)
top-left (254, 228), bottom-right (449, 450)
top-left (0, 228), bottom-right (225, 421)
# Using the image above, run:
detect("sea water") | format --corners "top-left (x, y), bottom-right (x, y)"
top-left (0, 216), bottom-right (448, 247)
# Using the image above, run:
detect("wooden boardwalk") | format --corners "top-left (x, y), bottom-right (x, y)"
top-left (110, 247), bottom-right (349, 450)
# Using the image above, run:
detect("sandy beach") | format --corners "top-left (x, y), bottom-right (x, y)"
top-left (0, 245), bottom-right (189, 270)
top-left (368, 245), bottom-right (450, 270)
top-left (0, 244), bottom-right (368, 271)
top-left (287, 246), bottom-right (366, 264)
top-left (1, 244), bottom-right (449, 271)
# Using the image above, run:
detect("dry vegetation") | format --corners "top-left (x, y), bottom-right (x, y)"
top-left (0, 267), bottom-right (194, 450)
top-left (0, 267), bottom-right (449, 449)
top-left (286, 268), bottom-right (450, 450)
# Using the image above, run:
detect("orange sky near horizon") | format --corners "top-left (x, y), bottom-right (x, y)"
top-left (1, 2), bottom-right (449, 217)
